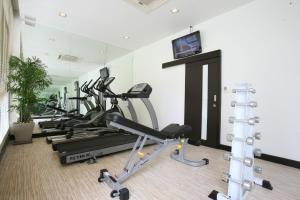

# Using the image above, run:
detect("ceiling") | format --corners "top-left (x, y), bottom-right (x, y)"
top-left (18, 0), bottom-right (254, 50)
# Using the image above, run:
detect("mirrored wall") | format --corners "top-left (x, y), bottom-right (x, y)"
top-left (21, 23), bottom-right (134, 114)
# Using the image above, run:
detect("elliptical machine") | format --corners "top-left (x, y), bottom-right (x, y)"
top-left (47, 75), bottom-right (124, 144)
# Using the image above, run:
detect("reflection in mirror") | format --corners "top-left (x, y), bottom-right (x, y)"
top-left (22, 23), bottom-right (134, 117)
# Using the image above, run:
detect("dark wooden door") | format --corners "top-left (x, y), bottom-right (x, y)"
top-left (185, 57), bottom-right (221, 148)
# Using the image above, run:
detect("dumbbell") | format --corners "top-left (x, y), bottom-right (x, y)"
top-left (253, 148), bottom-right (262, 157)
top-left (248, 116), bottom-right (260, 124)
top-left (254, 132), bottom-right (261, 140)
top-left (222, 172), bottom-right (253, 191)
top-left (229, 116), bottom-right (260, 125)
top-left (224, 153), bottom-right (253, 167)
top-left (231, 101), bottom-right (258, 108)
top-left (254, 166), bottom-right (263, 174)
top-left (227, 134), bottom-right (254, 145)
top-left (232, 88), bottom-right (256, 94)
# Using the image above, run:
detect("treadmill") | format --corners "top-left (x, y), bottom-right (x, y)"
top-left (56, 83), bottom-right (158, 164)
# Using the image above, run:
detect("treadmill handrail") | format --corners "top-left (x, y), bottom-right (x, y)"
top-left (46, 105), bottom-right (68, 113)
top-left (104, 93), bottom-right (150, 99)
top-left (68, 97), bottom-right (87, 100)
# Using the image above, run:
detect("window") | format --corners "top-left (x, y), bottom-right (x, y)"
top-left (0, 8), bottom-right (3, 81)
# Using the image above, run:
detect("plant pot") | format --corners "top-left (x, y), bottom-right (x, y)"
top-left (10, 122), bottom-right (34, 144)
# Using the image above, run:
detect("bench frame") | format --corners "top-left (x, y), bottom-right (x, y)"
top-left (98, 121), bottom-right (209, 200)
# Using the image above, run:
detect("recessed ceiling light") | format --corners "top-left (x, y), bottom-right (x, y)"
top-left (171, 8), bottom-right (179, 14)
top-left (122, 36), bottom-right (130, 39)
top-left (59, 11), bottom-right (67, 17)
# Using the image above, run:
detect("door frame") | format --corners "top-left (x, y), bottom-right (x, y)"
top-left (162, 50), bottom-right (222, 148)
top-left (186, 57), bottom-right (221, 148)
top-left (185, 51), bottom-right (221, 148)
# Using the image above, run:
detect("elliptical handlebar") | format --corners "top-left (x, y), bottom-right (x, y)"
top-left (90, 76), bottom-right (101, 89)
top-left (80, 81), bottom-right (88, 93)
top-left (81, 79), bottom-right (98, 96)
top-left (94, 77), bottom-right (115, 94)
top-left (85, 79), bottom-right (93, 91)
top-left (80, 79), bottom-right (93, 95)
top-left (87, 76), bottom-right (102, 96)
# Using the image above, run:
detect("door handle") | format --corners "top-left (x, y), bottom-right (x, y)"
top-left (213, 95), bottom-right (217, 108)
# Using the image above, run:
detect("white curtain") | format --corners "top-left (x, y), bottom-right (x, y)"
top-left (0, 0), bottom-right (13, 94)
top-left (0, 0), bottom-right (13, 146)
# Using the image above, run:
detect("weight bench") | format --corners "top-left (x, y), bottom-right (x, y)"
top-left (98, 114), bottom-right (209, 200)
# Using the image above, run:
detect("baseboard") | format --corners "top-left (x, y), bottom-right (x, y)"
top-left (10, 132), bottom-right (58, 140)
top-left (218, 144), bottom-right (300, 169)
top-left (188, 139), bottom-right (202, 146)
top-left (9, 134), bottom-right (14, 140)
top-left (0, 131), bottom-right (10, 162)
top-left (219, 144), bottom-right (231, 151)
top-left (6, 134), bottom-right (300, 169)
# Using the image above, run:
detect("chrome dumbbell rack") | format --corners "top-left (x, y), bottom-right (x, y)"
top-left (209, 83), bottom-right (273, 200)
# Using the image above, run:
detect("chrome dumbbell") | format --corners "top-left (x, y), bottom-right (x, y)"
top-left (254, 166), bottom-right (263, 174)
top-left (232, 88), bottom-right (256, 94)
top-left (222, 172), bottom-right (253, 191)
top-left (224, 153), bottom-right (253, 167)
top-left (254, 132), bottom-right (261, 140)
top-left (229, 116), bottom-right (259, 125)
top-left (248, 116), bottom-right (260, 124)
top-left (231, 101), bottom-right (258, 108)
top-left (222, 172), bottom-right (231, 183)
top-left (253, 148), bottom-right (262, 157)
top-left (227, 134), bottom-right (254, 145)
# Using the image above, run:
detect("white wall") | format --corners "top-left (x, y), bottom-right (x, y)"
top-left (132, 0), bottom-right (300, 161)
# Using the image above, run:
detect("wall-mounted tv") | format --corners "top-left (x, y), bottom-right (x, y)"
top-left (172, 31), bottom-right (202, 59)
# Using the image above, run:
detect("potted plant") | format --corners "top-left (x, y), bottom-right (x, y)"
top-left (7, 56), bottom-right (52, 144)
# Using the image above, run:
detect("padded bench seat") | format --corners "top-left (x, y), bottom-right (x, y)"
top-left (161, 124), bottom-right (192, 139)
top-left (106, 114), bottom-right (192, 140)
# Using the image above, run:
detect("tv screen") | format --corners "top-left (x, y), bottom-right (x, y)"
top-left (172, 31), bottom-right (202, 59)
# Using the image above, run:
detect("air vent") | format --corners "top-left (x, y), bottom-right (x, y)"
top-left (24, 15), bottom-right (36, 27)
top-left (24, 21), bottom-right (35, 27)
top-left (138, 0), bottom-right (157, 5)
top-left (58, 54), bottom-right (80, 62)
top-left (124, 0), bottom-right (169, 13)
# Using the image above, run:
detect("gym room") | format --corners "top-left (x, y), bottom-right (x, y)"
top-left (0, 0), bottom-right (299, 199)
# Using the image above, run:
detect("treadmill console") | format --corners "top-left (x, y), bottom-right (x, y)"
top-left (100, 67), bottom-right (109, 79)
top-left (127, 83), bottom-right (152, 98)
